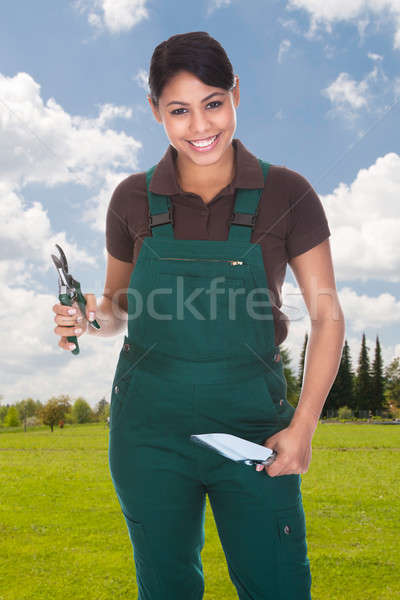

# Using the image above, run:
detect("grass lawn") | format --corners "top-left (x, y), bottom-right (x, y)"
top-left (0, 422), bottom-right (399, 599)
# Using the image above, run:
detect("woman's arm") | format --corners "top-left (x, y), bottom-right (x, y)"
top-left (87, 252), bottom-right (135, 338)
top-left (287, 237), bottom-right (345, 436)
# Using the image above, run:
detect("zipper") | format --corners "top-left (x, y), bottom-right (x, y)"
top-left (159, 257), bottom-right (244, 266)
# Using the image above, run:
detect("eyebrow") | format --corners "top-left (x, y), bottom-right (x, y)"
top-left (166, 92), bottom-right (226, 107)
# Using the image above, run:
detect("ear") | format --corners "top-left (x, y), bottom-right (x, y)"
top-left (232, 75), bottom-right (240, 109)
top-left (147, 95), bottom-right (162, 124)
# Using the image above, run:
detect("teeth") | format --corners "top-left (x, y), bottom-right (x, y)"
top-left (190, 135), bottom-right (217, 147)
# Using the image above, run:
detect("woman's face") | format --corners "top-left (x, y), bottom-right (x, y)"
top-left (148, 70), bottom-right (240, 167)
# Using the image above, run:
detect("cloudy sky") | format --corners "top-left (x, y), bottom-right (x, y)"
top-left (1, 0), bottom-right (399, 407)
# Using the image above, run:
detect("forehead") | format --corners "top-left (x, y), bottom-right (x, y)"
top-left (160, 71), bottom-right (226, 102)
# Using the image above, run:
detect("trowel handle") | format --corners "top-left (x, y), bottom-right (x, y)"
top-left (262, 450), bottom-right (278, 466)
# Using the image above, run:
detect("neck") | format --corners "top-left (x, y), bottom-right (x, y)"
top-left (175, 142), bottom-right (236, 192)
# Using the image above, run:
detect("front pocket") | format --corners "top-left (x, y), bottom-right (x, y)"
top-left (260, 362), bottom-right (288, 418)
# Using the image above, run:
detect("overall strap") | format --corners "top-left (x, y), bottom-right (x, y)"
top-left (146, 165), bottom-right (174, 239)
top-left (145, 158), bottom-right (270, 240)
top-left (227, 159), bottom-right (270, 242)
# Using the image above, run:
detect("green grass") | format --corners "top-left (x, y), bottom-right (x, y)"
top-left (0, 422), bottom-right (399, 599)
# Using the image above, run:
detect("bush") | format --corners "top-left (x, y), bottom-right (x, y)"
top-left (338, 406), bottom-right (353, 420)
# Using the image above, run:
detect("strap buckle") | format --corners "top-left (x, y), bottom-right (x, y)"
top-left (149, 205), bottom-right (174, 228)
top-left (229, 209), bottom-right (258, 231)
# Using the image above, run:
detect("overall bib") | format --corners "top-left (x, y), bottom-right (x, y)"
top-left (108, 159), bottom-right (312, 600)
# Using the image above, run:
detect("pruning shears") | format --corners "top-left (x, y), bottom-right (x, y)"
top-left (51, 243), bottom-right (101, 355)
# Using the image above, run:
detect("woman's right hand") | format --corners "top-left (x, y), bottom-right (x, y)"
top-left (52, 294), bottom-right (97, 351)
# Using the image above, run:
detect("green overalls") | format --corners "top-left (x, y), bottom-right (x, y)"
top-left (108, 158), bottom-right (312, 599)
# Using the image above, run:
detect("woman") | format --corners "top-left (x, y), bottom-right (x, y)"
top-left (53, 31), bottom-right (345, 600)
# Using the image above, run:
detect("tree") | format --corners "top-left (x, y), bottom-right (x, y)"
top-left (280, 345), bottom-right (300, 407)
top-left (354, 333), bottom-right (373, 416)
top-left (4, 405), bottom-right (20, 427)
top-left (39, 396), bottom-right (71, 432)
top-left (72, 398), bottom-right (94, 424)
top-left (370, 336), bottom-right (387, 416)
top-left (325, 340), bottom-right (355, 417)
top-left (0, 403), bottom-right (10, 425)
top-left (384, 357), bottom-right (400, 413)
top-left (16, 398), bottom-right (39, 432)
top-left (95, 397), bottom-right (109, 421)
top-left (296, 333), bottom-right (308, 392)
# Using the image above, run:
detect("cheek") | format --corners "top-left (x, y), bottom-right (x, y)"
top-left (217, 106), bottom-right (236, 128)
top-left (163, 117), bottom-right (187, 136)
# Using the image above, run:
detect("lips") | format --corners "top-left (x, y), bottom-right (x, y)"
top-left (187, 133), bottom-right (220, 145)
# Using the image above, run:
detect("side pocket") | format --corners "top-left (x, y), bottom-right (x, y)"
top-left (110, 353), bottom-right (141, 432)
top-left (122, 512), bottom-right (161, 597)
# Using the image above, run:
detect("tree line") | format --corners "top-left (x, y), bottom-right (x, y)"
top-left (285, 332), bottom-right (400, 419)
top-left (1, 331), bottom-right (399, 430)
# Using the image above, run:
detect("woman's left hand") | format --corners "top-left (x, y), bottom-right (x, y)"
top-left (257, 422), bottom-right (314, 477)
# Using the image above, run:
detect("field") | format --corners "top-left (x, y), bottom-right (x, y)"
top-left (0, 422), bottom-right (399, 600)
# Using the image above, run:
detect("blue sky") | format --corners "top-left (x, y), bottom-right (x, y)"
top-left (1, 0), bottom-right (399, 406)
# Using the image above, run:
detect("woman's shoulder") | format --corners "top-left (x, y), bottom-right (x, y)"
top-left (265, 163), bottom-right (316, 199)
top-left (108, 171), bottom-right (148, 215)
top-left (112, 171), bottom-right (147, 197)
top-left (256, 161), bottom-right (330, 254)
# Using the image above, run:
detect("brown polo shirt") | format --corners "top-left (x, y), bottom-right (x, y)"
top-left (106, 138), bottom-right (331, 346)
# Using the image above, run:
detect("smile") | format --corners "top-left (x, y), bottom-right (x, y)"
top-left (187, 133), bottom-right (221, 151)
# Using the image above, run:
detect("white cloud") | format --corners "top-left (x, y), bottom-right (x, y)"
top-left (0, 277), bottom-right (123, 407)
top-left (0, 72), bottom-right (142, 189)
top-left (321, 61), bottom-right (390, 121)
top-left (0, 182), bottom-right (95, 268)
top-left (278, 39), bottom-right (292, 63)
top-left (281, 280), bottom-right (400, 373)
top-left (73, 0), bottom-right (149, 33)
top-left (368, 51), bottom-right (384, 60)
top-left (320, 152), bottom-right (400, 282)
top-left (286, 0), bottom-right (400, 49)
top-left (134, 68), bottom-right (150, 94)
top-left (207, 0), bottom-right (232, 15)
top-left (323, 71), bottom-right (369, 112)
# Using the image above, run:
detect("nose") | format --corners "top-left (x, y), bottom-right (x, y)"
top-left (187, 108), bottom-right (213, 137)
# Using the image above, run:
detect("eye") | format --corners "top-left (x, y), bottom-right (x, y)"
top-left (170, 100), bottom-right (223, 116)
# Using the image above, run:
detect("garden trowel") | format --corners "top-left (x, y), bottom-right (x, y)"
top-left (190, 432), bottom-right (277, 466)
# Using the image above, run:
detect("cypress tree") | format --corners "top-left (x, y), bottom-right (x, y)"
top-left (325, 340), bottom-right (355, 417)
top-left (297, 333), bottom-right (308, 391)
top-left (355, 333), bottom-right (371, 416)
top-left (370, 336), bottom-right (386, 416)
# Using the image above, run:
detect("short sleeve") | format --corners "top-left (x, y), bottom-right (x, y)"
top-left (105, 181), bottom-right (134, 262)
top-left (285, 170), bottom-right (331, 260)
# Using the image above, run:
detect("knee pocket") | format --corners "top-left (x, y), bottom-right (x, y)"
top-left (274, 503), bottom-right (312, 598)
top-left (122, 512), bottom-right (161, 598)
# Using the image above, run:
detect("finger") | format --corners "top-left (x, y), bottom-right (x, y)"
top-left (54, 325), bottom-right (83, 337)
top-left (265, 461), bottom-right (284, 478)
top-left (59, 336), bottom-right (76, 351)
top-left (54, 313), bottom-right (81, 326)
top-left (84, 293), bottom-right (97, 322)
top-left (53, 302), bottom-right (79, 317)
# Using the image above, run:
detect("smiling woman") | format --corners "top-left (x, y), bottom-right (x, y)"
top-left (146, 34), bottom-right (240, 201)
top-left (90, 30), bottom-right (344, 600)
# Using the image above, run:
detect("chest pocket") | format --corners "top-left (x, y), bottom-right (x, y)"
top-left (150, 270), bottom-right (248, 360)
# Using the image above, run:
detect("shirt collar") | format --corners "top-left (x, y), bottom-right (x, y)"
top-left (148, 137), bottom-right (265, 195)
